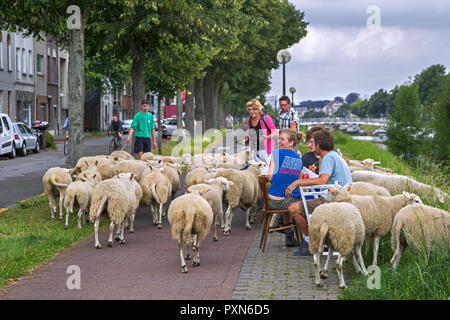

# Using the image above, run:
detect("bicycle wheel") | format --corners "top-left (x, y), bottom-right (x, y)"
top-left (64, 139), bottom-right (68, 155)
top-left (109, 138), bottom-right (115, 154)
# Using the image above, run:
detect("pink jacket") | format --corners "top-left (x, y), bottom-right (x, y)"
top-left (246, 114), bottom-right (278, 155)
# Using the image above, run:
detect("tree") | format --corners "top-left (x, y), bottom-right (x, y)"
top-left (386, 83), bottom-right (422, 159)
top-left (432, 75), bottom-right (450, 163)
top-left (345, 92), bottom-right (360, 104)
top-left (334, 103), bottom-right (351, 118)
top-left (303, 110), bottom-right (327, 118)
top-left (367, 89), bottom-right (389, 117)
top-left (334, 96), bottom-right (344, 103)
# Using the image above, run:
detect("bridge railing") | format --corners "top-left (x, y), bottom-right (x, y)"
top-left (298, 117), bottom-right (388, 124)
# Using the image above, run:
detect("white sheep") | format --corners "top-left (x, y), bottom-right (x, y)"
top-left (322, 185), bottom-right (423, 266)
top-left (309, 202), bottom-right (368, 289)
top-left (63, 170), bottom-right (102, 229)
top-left (139, 169), bottom-right (172, 229)
top-left (214, 165), bottom-right (261, 235)
top-left (161, 165), bottom-right (180, 200)
top-left (352, 170), bottom-right (448, 203)
top-left (109, 150), bottom-right (134, 160)
top-left (112, 173), bottom-right (143, 233)
top-left (42, 167), bottom-right (73, 220)
top-left (112, 159), bottom-right (151, 182)
top-left (348, 181), bottom-right (391, 197)
top-left (168, 192), bottom-right (214, 273)
top-left (348, 158), bottom-right (380, 173)
top-left (89, 172), bottom-right (137, 248)
top-left (390, 204), bottom-right (450, 269)
top-left (185, 167), bottom-right (208, 188)
top-left (187, 177), bottom-right (234, 241)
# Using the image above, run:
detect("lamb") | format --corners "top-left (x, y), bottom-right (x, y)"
top-left (214, 164), bottom-right (261, 235)
top-left (89, 172), bottom-right (137, 248)
top-left (308, 202), bottom-right (368, 289)
top-left (42, 167), bottom-right (73, 220)
top-left (352, 170), bottom-right (448, 203)
top-left (63, 170), bottom-right (102, 229)
top-left (187, 177), bottom-right (234, 241)
top-left (109, 150), bottom-right (135, 160)
top-left (112, 172), bottom-right (143, 233)
top-left (73, 157), bottom-right (118, 180)
top-left (348, 158), bottom-right (379, 172)
top-left (161, 165), bottom-right (180, 200)
top-left (185, 167), bottom-right (208, 188)
top-left (112, 159), bottom-right (151, 182)
top-left (139, 169), bottom-right (172, 229)
top-left (168, 192), bottom-right (214, 273)
top-left (348, 181), bottom-right (391, 197)
top-left (390, 204), bottom-right (450, 269)
top-left (322, 185), bottom-right (423, 266)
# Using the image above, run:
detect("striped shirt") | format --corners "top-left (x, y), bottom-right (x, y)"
top-left (278, 107), bottom-right (299, 131)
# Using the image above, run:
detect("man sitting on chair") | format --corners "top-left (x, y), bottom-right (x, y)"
top-left (285, 130), bottom-right (352, 256)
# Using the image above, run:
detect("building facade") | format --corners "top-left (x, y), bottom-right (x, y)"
top-left (0, 31), bottom-right (15, 116)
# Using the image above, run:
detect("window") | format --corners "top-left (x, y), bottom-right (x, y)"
top-left (29, 50), bottom-right (32, 75)
top-left (40, 104), bottom-right (45, 121)
top-left (7, 34), bottom-right (11, 71)
top-left (16, 48), bottom-right (21, 80)
top-left (37, 54), bottom-right (43, 74)
top-left (22, 48), bottom-right (26, 75)
top-left (0, 33), bottom-right (3, 70)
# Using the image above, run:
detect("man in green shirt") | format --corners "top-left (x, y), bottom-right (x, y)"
top-left (125, 99), bottom-right (157, 160)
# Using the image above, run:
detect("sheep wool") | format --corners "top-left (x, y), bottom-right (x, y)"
top-left (43, 167), bottom-right (73, 220)
top-left (390, 204), bottom-right (450, 269)
top-left (168, 193), bottom-right (214, 273)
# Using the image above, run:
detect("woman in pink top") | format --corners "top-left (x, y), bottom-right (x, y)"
top-left (243, 99), bottom-right (278, 164)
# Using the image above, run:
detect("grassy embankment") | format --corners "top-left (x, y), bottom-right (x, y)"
top-left (299, 128), bottom-right (449, 300)
top-left (0, 129), bottom-right (225, 290)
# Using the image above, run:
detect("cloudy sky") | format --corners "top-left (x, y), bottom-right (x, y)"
top-left (268, 0), bottom-right (450, 102)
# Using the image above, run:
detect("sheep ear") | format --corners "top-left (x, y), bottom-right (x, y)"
top-left (410, 194), bottom-right (415, 200)
top-left (228, 181), bottom-right (234, 185)
top-left (345, 184), bottom-right (351, 191)
top-left (158, 160), bottom-right (162, 163)
top-left (85, 161), bottom-right (89, 166)
top-left (114, 157), bottom-right (119, 161)
top-left (184, 187), bottom-right (190, 193)
top-left (115, 170), bottom-right (120, 175)
top-left (328, 187), bottom-right (333, 193)
top-left (93, 174), bottom-right (97, 179)
top-left (95, 160), bottom-right (99, 166)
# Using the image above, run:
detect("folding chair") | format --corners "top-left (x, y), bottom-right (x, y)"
top-left (258, 175), bottom-right (302, 252)
top-left (299, 184), bottom-right (338, 256)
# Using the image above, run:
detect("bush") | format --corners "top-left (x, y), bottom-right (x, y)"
top-left (45, 131), bottom-right (57, 150)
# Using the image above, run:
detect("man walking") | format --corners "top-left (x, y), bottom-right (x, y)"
top-left (225, 114), bottom-right (234, 129)
top-left (125, 100), bottom-right (157, 160)
top-left (277, 96), bottom-right (298, 131)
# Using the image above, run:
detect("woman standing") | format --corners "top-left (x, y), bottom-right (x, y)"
top-left (243, 99), bottom-right (278, 164)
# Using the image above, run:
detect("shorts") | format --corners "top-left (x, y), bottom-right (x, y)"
top-left (134, 136), bottom-right (151, 153)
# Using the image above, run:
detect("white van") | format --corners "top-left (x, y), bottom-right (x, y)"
top-left (0, 113), bottom-right (16, 158)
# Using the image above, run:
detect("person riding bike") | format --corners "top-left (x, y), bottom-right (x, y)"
top-left (108, 115), bottom-right (123, 141)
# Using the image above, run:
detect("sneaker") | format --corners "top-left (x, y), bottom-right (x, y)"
top-left (292, 240), bottom-right (312, 256)
top-left (285, 230), bottom-right (299, 247)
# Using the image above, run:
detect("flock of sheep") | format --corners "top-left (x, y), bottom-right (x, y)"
top-left (41, 150), bottom-right (449, 289)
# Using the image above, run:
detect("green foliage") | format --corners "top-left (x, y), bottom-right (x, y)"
top-left (334, 103), bottom-right (351, 118)
top-left (367, 89), bottom-right (389, 117)
top-left (432, 75), bottom-right (450, 163)
top-left (45, 132), bottom-right (57, 150)
top-left (303, 110), bottom-right (327, 118)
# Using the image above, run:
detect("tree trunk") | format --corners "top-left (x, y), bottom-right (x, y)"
top-left (65, 16), bottom-right (85, 168)
top-left (203, 67), bottom-right (215, 130)
top-left (194, 77), bottom-right (205, 133)
top-left (185, 81), bottom-right (195, 137)
top-left (131, 56), bottom-right (145, 115)
top-left (176, 90), bottom-right (183, 142)
top-left (216, 80), bottom-right (225, 129)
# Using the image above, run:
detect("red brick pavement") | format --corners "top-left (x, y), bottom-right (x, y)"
top-left (0, 207), bottom-right (256, 300)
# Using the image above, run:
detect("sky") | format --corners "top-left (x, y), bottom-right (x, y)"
top-left (268, 0), bottom-right (450, 102)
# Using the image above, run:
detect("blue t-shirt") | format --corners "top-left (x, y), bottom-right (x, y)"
top-left (320, 150), bottom-right (352, 186)
top-left (269, 149), bottom-right (303, 198)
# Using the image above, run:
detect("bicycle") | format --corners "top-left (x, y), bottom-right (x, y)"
top-left (108, 131), bottom-right (122, 154)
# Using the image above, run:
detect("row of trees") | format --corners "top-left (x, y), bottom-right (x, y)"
top-left (1, 0), bottom-right (308, 166)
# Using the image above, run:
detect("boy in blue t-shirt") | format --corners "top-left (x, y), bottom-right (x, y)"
top-left (285, 130), bottom-right (352, 256)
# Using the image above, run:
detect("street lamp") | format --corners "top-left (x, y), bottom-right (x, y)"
top-left (277, 49), bottom-right (291, 96)
top-left (289, 87), bottom-right (296, 106)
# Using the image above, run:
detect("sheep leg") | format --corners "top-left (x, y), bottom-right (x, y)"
top-left (59, 195), bottom-right (64, 220)
top-left (355, 245), bottom-right (368, 275)
top-left (115, 223), bottom-right (122, 241)
top-left (349, 250), bottom-right (363, 274)
top-left (157, 203), bottom-right (163, 229)
top-left (223, 206), bottom-right (234, 235)
top-left (185, 236), bottom-right (192, 260)
top-left (179, 239), bottom-right (188, 273)
top-left (119, 220), bottom-right (126, 244)
top-left (48, 194), bottom-right (57, 220)
top-left (129, 213), bottom-right (135, 233)
top-left (108, 222), bottom-right (115, 247)
top-left (245, 207), bottom-right (252, 230)
top-left (364, 236), bottom-right (371, 255)
top-left (336, 253), bottom-right (347, 289)
top-left (390, 241), bottom-right (406, 270)
top-left (313, 252), bottom-right (323, 287)
top-left (77, 209), bottom-right (84, 229)
top-left (212, 213), bottom-right (218, 241)
top-left (320, 249), bottom-right (333, 279)
top-left (94, 218), bottom-right (101, 249)
top-left (64, 208), bottom-right (70, 230)
top-left (193, 241), bottom-right (201, 267)
top-left (151, 204), bottom-right (157, 225)
top-left (372, 236), bottom-right (380, 266)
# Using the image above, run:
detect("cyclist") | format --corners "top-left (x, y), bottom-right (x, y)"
top-left (62, 117), bottom-right (69, 138)
top-left (109, 115), bottom-right (123, 142)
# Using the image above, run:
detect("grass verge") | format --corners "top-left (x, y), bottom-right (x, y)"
top-left (0, 195), bottom-right (110, 289)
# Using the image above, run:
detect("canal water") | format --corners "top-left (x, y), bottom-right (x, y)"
top-left (352, 136), bottom-right (387, 150)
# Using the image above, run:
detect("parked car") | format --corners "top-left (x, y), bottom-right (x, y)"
top-left (12, 122), bottom-right (40, 156)
top-left (121, 119), bottom-right (132, 134)
top-left (161, 118), bottom-right (185, 138)
top-left (0, 113), bottom-right (16, 158)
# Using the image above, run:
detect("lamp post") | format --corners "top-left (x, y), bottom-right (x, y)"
top-left (289, 87), bottom-right (296, 106)
top-left (277, 49), bottom-right (291, 96)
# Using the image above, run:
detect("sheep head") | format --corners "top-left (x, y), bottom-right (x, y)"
top-left (402, 192), bottom-right (423, 205)
top-left (322, 184), bottom-right (352, 203)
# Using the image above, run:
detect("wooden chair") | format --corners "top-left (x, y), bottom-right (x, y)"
top-left (258, 175), bottom-right (302, 252)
